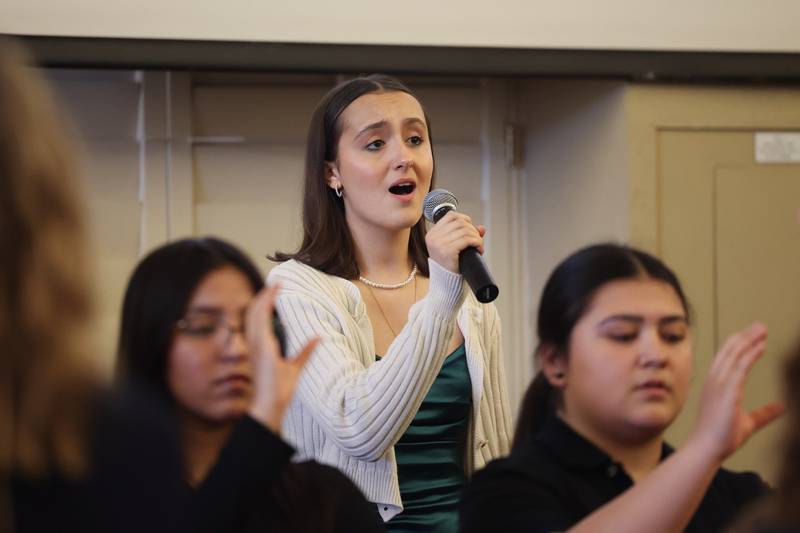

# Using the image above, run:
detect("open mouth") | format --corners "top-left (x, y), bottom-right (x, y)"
top-left (389, 182), bottom-right (416, 196)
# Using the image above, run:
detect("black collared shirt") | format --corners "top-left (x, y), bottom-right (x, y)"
top-left (460, 416), bottom-right (767, 533)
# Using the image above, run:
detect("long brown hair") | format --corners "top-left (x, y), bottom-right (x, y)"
top-left (270, 74), bottom-right (435, 279)
top-left (0, 39), bottom-right (96, 481)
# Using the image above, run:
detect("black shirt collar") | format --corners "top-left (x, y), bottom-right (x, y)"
top-left (535, 415), bottom-right (674, 471)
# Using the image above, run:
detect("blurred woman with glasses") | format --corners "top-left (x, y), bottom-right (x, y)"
top-left (116, 237), bottom-right (384, 532)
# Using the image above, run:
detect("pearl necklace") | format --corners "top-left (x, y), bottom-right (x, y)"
top-left (358, 265), bottom-right (418, 290)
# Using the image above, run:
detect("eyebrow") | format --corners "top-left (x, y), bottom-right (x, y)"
top-left (354, 117), bottom-right (426, 139)
top-left (596, 314), bottom-right (688, 328)
top-left (184, 306), bottom-right (249, 322)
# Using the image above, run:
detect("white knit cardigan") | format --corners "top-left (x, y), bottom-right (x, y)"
top-left (268, 258), bottom-right (513, 521)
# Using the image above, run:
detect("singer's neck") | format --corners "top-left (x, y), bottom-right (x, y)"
top-left (347, 217), bottom-right (414, 281)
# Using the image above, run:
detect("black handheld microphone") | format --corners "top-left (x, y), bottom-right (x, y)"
top-left (423, 189), bottom-right (499, 303)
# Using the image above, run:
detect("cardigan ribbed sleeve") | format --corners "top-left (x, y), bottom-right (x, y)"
top-left (268, 258), bottom-right (466, 462)
top-left (477, 302), bottom-right (513, 463)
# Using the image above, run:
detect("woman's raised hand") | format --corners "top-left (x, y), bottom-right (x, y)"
top-left (245, 283), bottom-right (319, 434)
top-left (424, 210), bottom-right (486, 273)
top-left (689, 322), bottom-right (785, 463)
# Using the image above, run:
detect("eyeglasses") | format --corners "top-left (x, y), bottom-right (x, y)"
top-left (175, 310), bottom-right (245, 345)
top-left (175, 308), bottom-right (289, 357)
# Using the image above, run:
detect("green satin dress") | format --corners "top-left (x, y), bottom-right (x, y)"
top-left (379, 343), bottom-right (472, 533)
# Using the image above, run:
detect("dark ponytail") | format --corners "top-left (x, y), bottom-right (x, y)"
top-left (512, 243), bottom-right (690, 451)
top-left (512, 373), bottom-right (555, 451)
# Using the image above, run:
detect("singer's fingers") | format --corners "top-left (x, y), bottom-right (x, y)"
top-left (441, 226), bottom-right (482, 243)
top-left (448, 234), bottom-right (484, 254)
top-left (431, 223), bottom-right (482, 249)
top-left (436, 210), bottom-right (474, 227)
top-left (430, 213), bottom-right (483, 244)
top-left (435, 210), bottom-right (461, 224)
top-left (477, 225), bottom-right (486, 237)
top-left (425, 209), bottom-right (486, 272)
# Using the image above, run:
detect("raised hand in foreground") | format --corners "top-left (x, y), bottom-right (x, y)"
top-left (689, 322), bottom-right (785, 462)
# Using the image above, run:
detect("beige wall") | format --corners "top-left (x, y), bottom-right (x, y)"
top-left (520, 80), bottom-right (631, 356)
top-left (4, 0), bottom-right (800, 52)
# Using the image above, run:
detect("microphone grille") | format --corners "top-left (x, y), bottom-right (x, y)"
top-left (423, 189), bottom-right (459, 222)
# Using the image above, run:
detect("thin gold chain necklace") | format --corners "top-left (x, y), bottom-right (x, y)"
top-left (364, 275), bottom-right (417, 338)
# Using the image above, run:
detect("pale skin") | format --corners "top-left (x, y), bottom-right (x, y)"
top-left (326, 90), bottom-right (484, 355)
top-left (167, 268), bottom-right (317, 486)
top-left (540, 278), bottom-right (784, 533)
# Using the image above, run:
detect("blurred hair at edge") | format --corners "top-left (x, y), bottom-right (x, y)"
top-left (0, 37), bottom-right (96, 482)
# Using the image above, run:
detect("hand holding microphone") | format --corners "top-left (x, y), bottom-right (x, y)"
top-left (423, 189), bottom-right (499, 303)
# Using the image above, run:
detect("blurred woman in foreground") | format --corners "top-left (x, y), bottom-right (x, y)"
top-left (0, 38), bottom-right (322, 533)
top-left (116, 237), bottom-right (382, 532)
